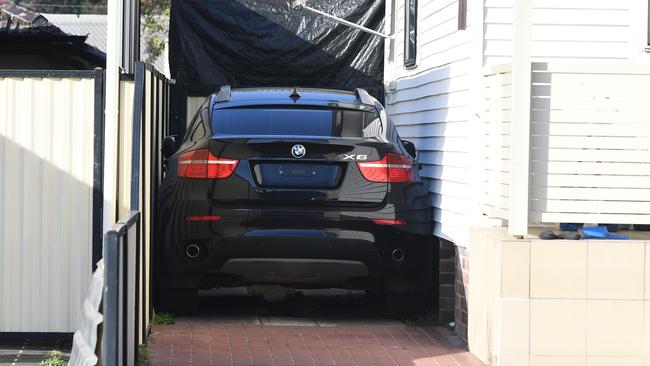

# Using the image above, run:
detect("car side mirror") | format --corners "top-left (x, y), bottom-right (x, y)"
top-left (401, 140), bottom-right (416, 158)
top-left (162, 135), bottom-right (179, 160)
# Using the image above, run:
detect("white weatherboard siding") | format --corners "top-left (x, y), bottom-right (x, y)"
top-left (0, 77), bottom-right (95, 332)
top-left (479, 65), bottom-right (512, 223)
top-left (485, 0), bottom-right (635, 65)
top-left (386, 0), bottom-right (476, 246)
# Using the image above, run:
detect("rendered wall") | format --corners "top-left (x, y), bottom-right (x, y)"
top-left (469, 226), bottom-right (650, 366)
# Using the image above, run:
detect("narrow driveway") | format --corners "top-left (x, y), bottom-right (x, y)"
top-left (148, 288), bottom-right (484, 366)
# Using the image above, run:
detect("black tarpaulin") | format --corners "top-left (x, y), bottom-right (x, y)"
top-left (169, 0), bottom-right (385, 131)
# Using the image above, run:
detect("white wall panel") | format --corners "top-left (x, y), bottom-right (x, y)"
top-left (386, 0), bottom-right (476, 246)
top-left (479, 65), bottom-right (513, 222)
top-left (0, 76), bottom-right (95, 332)
top-left (529, 62), bottom-right (650, 224)
top-left (484, 0), bottom-right (634, 65)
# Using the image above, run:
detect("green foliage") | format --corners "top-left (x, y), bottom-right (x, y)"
top-left (402, 310), bottom-right (440, 327)
top-left (41, 351), bottom-right (67, 366)
top-left (140, 0), bottom-right (171, 64)
top-left (248, 285), bottom-right (293, 303)
top-left (152, 310), bottom-right (175, 325)
top-left (138, 344), bottom-right (151, 366)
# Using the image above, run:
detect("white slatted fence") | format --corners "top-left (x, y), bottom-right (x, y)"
top-left (529, 62), bottom-right (650, 225)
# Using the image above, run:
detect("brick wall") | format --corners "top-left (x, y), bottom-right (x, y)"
top-left (438, 240), bottom-right (456, 321)
top-left (437, 239), bottom-right (469, 342)
top-left (455, 245), bottom-right (469, 342)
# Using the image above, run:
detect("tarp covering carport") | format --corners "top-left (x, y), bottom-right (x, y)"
top-left (168, 0), bottom-right (385, 134)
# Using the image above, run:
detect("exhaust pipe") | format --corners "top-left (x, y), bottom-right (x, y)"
top-left (391, 248), bottom-right (406, 263)
top-left (185, 244), bottom-right (200, 258)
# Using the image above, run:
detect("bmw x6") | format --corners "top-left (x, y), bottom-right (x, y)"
top-left (157, 87), bottom-right (435, 315)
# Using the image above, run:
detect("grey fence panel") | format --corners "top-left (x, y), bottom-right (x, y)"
top-left (102, 62), bottom-right (171, 366)
top-left (102, 211), bottom-right (141, 366)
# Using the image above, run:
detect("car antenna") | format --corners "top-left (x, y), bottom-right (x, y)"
top-left (289, 87), bottom-right (301, 102)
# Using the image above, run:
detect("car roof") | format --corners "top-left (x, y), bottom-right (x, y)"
top-left (210, 87), bottom-right (375, 109)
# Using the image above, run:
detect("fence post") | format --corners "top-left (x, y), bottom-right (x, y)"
top-left (509, 0), bottom-right (532, 238)
top-left (92, 68), bottom-right (106, 271)
top-left (103, 231), bottom-right (119, 366)
top-left (130, 62), bottom-right (145, 211)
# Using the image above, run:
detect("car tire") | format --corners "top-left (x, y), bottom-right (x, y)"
top-left (156, 287), bottom-right (199, 315)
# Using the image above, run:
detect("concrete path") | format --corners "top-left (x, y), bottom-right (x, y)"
top-left (0, 334), bottom-right (70, 365)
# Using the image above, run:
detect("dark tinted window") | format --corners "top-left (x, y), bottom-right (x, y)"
top-left (404, 0), bottom-right (417, 68)
top-left (212, 108), bottom-right (380, 137)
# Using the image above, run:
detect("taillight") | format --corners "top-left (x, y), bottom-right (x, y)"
top-left (178, 149), bottom-right (238, 179)
top-left (185, 215), bottom-right (222, 221)
top-left (357, 153), bottom-right (415, 183)
top-left (373, 219), bottom-right (407, 226)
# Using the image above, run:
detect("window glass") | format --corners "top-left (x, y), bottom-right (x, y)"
top-left (183, 110), bottom-right (201, 143)
top-left (191, 120), bottom-right (206, 141)
top-left (212, 108), bottom-right (380, 137)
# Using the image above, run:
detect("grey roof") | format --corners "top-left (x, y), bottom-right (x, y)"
top-left (42, 13), bottom-right (106, 52)
top-left (0, 0), bottom-right (64, 35)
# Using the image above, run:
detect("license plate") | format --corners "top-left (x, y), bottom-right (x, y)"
top-left (279, 165), bottom-right (317, 177)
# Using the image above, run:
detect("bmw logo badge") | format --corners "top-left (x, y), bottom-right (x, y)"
top-left (291, 144), bottom-right (306, 159)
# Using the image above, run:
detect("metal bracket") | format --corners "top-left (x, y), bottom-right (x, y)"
top-left (291, 0), bottom-right (392, 39)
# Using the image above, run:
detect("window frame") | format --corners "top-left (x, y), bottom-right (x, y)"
top-left (647, 1), bottom-right (650, 46)
top-left (458, 0), bottom-right (467, 30)
top-left (404, 0), bottom-right (417, 68)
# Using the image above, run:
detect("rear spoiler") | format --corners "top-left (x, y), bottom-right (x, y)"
top-left (354, 88), bottom-right (375, 106)
top-left (214, 85), bottom-right (375, 107)
top-left (215, 85), bottom-right (231, 103)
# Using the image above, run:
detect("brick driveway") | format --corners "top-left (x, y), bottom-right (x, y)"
top-left (149, 320), bottom-right (483, 366)
top-left (148, 289), bottom-right (484, 366)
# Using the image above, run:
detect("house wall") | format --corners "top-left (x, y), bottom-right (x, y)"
top-left (386, 0), bottom-right (650, 345)
top-left (0, 76), bottom-right (95, 332)
top-left (385, 0), bottom-right (480, 247)
top-left (484, 0), bottom-right (647, 65)
top-left (386, 0), bottom-right (650, 243)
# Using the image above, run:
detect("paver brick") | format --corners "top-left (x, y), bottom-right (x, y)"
top-left (149, 320), bottom-right (484, 366)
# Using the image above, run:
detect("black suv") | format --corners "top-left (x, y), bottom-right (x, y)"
top-left (157, 87), bottom-right (435, 315)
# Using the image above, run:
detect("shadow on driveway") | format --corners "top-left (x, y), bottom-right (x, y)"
top-left (149, 288), bottom-right (484, 366)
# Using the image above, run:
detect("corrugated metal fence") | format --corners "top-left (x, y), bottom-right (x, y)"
top-left (101, 62), bottom-right (171, 366)
top-left (0, 70), bottom-right (104, 332)
top-left (0, 62), bottom-right (170, 366)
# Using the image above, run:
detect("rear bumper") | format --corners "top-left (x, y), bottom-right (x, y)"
top-left (157, 210), bottom-right (432, 289)
top-left (220, 258), bottom-right (369, 284)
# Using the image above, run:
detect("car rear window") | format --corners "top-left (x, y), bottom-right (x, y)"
top-left (212, 107), bottom-right (380, 137)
